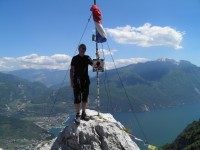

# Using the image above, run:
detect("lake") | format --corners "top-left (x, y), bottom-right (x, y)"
top-left (113, 103), bottom-right (200, 148)
top-left (49, 103), bottom-right (200, 149)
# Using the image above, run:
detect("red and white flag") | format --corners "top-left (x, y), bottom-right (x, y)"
top-left (90, 5), bottom-right (107, 43)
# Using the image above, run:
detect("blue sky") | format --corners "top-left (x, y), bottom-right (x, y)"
top-left (0, 0), bottom-right (200, 71)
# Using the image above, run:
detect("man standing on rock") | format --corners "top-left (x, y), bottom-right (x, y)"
top-left (70, 44), bottom-right (93, 124)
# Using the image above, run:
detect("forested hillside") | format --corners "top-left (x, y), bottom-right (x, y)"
top-left (162, 119), bottom-right (200, 149)
top-left (89, 59), bottom-right (200, 112)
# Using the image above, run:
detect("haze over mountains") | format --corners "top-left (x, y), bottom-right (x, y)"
top-left (7, 69), bottom-right (70, 87)
top-left (1, 58), bottom-right (200, 113)
top-left (7, 69), bottom-right (95, 88)
top-left (91, 58), bottom-right (200, 111)
top-left (0, 72), bottom-right (50, 105)
top-left (1, 58), bottom-right (200, 149)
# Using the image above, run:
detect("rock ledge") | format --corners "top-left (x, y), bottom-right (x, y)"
top-left (36, 109), bottom-right (140, 150)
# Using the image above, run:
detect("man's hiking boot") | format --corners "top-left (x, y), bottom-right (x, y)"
top-left (74, 114), bottom-right (81, 125)
top-left (81, 111), bottom-right (90, 121)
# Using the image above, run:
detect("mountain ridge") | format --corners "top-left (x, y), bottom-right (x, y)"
top-left (162, 119), bottom-right (200, 149)
top-left (6, 69), bottom-right (69, 87)
top-left (1, 58), bottom-right (200, 149)
top-left (0, 72), bottom-right (50, 104)
top-left (1, 58), bottom-right (200, 114)
top-left (6, 68), bottom-right (95, 87)
top-left (88, 59), bottom-right (200, 112)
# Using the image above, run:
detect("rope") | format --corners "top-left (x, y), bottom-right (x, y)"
top-left (92, 44), bottom-right (132, 149)
top-left (47, 14), bottom-right (92, 119)
top-left (45, 7), bottom-right (151, 149)
top-left (106, 40), bottom-right (149, 144)
top-left (100, 44), bottom-right (114, 114)
top-left (75, 13), bottom-right (92, 54)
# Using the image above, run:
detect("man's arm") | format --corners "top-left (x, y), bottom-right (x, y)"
top-left (88, 56), bottom-right (93, 66)
top-left (70, 65), bottom-right (75, 88)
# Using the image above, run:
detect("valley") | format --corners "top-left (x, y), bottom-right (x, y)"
top-left (1, 59), bottom-right (200, 149)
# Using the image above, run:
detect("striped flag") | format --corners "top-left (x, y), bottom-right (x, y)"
top-left (90, 5), bottom-right (107, 43)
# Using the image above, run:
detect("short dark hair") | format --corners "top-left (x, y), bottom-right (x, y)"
top-left (78, 44), bottom-right (86, 52)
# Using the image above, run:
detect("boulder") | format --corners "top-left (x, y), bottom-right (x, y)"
top-left (36, 109), bottom-right (140, 150)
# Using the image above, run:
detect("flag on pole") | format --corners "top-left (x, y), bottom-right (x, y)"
top-left (90, 5), bottom-right (107, 43)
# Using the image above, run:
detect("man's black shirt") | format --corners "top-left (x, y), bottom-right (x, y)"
top-left (71, 55), bottom-right (93, 79)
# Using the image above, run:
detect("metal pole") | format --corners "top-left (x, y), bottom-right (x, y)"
top-left (94, 0), bottom-right (100, 116)
top-left (96, 43), bottom-right (100, 117)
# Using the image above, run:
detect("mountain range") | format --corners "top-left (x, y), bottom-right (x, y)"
top-left (7, 69), bottom-right (95, 87)
top-left (0, 72), bottom-right (50, 104)
top-left (7, 69), bottom-right (69, 87)
top-left (1, 58), bottom-right (200, 149)
top-left (1, 58), bottom-right (200, 114)
top-left (89, 58), bottom-right (200, 112)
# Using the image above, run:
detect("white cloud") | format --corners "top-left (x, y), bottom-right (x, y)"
top-left (0, 54), bottom-right (72, 71)
top-left (98, 49), bottom-right (118, 56)
top-left (0, 53), bottom-right (149, 71)
top-left (105, 57), bottom-right (149, 70)
top-left (106, 23), bottom-right (184, 49)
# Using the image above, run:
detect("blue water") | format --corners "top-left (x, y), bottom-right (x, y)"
top-left (113, 103), bottom-right (200, 147)
top-left (49, 103), bottom-right (200, 148)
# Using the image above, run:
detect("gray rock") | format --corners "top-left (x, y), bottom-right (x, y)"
top-left (36, 109), bottom-right (140, 150)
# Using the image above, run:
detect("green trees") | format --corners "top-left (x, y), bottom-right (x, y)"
top-left (162, 119), bottom-right (200, 150)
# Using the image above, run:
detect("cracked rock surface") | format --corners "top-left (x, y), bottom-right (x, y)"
top-left (36, 109), bottom-right (140, 150)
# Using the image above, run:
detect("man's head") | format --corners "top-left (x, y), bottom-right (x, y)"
top-left (78, 44), bottom-right (86, 56)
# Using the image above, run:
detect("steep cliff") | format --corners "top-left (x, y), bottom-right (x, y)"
top-left (162, 119), bottom-right (200, 150)
top-left (36, 109), bottom-right (140, 150)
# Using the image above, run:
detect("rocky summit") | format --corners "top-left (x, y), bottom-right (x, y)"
top-left (36, 109), bottom-right (140, 150)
